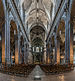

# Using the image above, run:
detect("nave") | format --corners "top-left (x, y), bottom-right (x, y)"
top-left (0, 0), bottom-right (75, 81)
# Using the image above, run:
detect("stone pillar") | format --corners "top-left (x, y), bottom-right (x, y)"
top-left (24, 42), bottom-right (29, 64)
top-left (43, 46), bottom-right (46, 64)
top-left (65, 11), bottom-right (73, 65)
top-left (55, 33), bottom-right (60, 64)
top-left (21, 39), bottom-right (24, 64)
top-left (46, 43), bottom-right (50, 64)
top-left (70, 21), bottom-right (73, 65)
top-left (24, 41), bottom-right (26, 64)
top-left (28, 44), bottom-right (33, 64)
top-left (4, 10), bottom-right (10, 65)
top-left (2, 16), bottom-right (5, 64)
top-left (46, 44), bottom-right (48, 64)
top-left (48, 41), bottom-right (50, 64)
top-left (54, 33), bottom-right (57, 64)
top-left (15, 35), bottom-right (18, 64)
top-left (57, 38), bottom-right (60, 64)
top-left (18, 29), bottom-right (20, 64)
top-left (27, 44), bottom-right (29, 63)
top-left (6, 20), bottom-right (10, 64)
top-left (49, 40), bottom-right (52, 64)
top-left (65, 15), bottom-right (69, 64)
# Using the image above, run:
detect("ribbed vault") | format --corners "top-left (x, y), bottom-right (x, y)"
top-left (30, 26), bottom-right (45, 46)
top-left (19, 0), bottom-right (56, 32)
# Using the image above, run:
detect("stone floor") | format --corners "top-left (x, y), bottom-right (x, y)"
top-left (0, 65), bottom-right (75, 81)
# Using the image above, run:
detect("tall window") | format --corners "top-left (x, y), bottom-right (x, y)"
top-left (33, 47), bottom-right (35, 52)
top-left (41, 47), bottom-right (42, 52)
top-left (36, 47), bottom-right (39, 52)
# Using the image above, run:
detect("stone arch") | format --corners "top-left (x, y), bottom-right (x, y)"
top-left (57, 19), bottom-right (65, 64)
top-left (10, 20), bottom-right (18, 64)
top-left (30, 26), bottom-right (45, 42)
top-left (0, 0), bottom-right (5, 64)
top-left (30, 25), bottom-right (45, 64)
top-left (9, 17), bottom-right (19, 30)
top-left (29, 22), bottom-right (47, 35)
top-left (31, 37), bottom-right (44, 64)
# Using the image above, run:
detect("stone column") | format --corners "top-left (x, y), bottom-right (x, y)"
top-left (49, 40), bottom-right (52, 64)
top-left (65, 15), bottom-right (69, 64)
top-left (65, 11), bottom-right (73, 65)
top-left (28, 44), bottom-right (33, 64)
top-left (24, 41), bottom-right (26, 64)
top-left (15, 35), bottom-right (18, 64)
top-left (18, 29), bottom-right (20, 64)
top-left (57, 37), bottom-right (60, 64)
top-left (46, 44), bottom-right (48, 64)
top-left (2, 16), bottom-right (6, 64)
top-left (54, 33), bottom-right (57, 64)
top-left (4, 10), bottom-right (11, 65)
top-left (27, 44), bottom-right (29, 63)
top-left (48, 42), bottom-right (51, 64)
top-left (55, 33), bottom-right (60, 64)
top-left (43, 46), bottom-right (46, 64)
top-left (7, 20), bottom-right (10, 64)
top-left (24, 42), bottom-right (29, 64)
top-left (70, 21), bottom-right (73, 65)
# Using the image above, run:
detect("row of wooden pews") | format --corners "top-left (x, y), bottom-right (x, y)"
top-left (0, 64), bottom-right (35, 77)
top-left (40, 64), bottom-right (74, 75)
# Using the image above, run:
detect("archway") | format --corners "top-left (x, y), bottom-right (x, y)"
top-left (57, 20), bottom-right (65, 64)
top-left (10, 20), bottom-right (18, 64)
top-left (30, 26), bottom-right (45, 64)
top-left (0, 0), bottom-right (5, 64)
top-left (32, 37), bottom-right (44, 64)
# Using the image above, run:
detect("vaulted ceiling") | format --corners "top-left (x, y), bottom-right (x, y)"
top-left (20, 0), bottom-right (54, 46)
top-left (15, 0), bottom-right (58, 46)
top-left (20, 0), bottom-right (54, 30)
top-left (30, 26), bottom-right (45, 46)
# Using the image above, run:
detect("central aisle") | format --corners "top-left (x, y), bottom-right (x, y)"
top-left (26, 65), bottom-right (46, 81)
